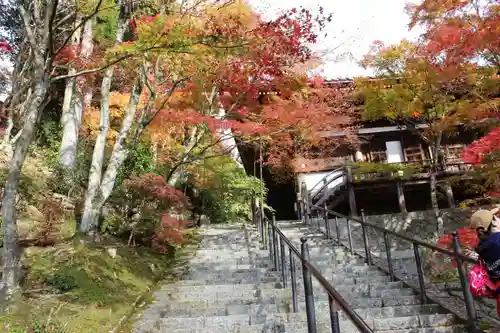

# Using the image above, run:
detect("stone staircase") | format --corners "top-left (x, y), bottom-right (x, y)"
top-left (133, 222), bottom-right (469, 333)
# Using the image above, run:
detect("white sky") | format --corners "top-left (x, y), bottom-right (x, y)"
top-left (249, 0), bottom-right (424, 79)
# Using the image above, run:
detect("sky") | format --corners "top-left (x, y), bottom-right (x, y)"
top-left (249, 0), bottom-right (425, 79)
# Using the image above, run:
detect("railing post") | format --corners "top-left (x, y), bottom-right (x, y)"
top-left (280, 234), bottom-right (287, 288)
top-left (302, 181), bottom-right (311, 226)
top-left (346, 165), bottom-right (357, 216)
top-left (315, 210), bottom-right (321, 231)
top-left (251, 196), bottom-right (257, 226)
top-left (301, 199), bottom-right (306, 224)
top-left (263, 215), bottom-right (268, 250)
top-left (322, 178), bottom-right (328, 203)
top-left (452, 232), bottom-right (481, 333)
top-left (297, 199), bottom-right (302, 221)
top-left (383, 232), bottom-right (395, 281)
top-left (268, 218), bottom-right (273, 262)
top-left (301, 238), bottom-right (317, 333)
top-left (307, 190), bottom-right (313, 226)
top-left (346, 218), bottom-right (353, 254)
top-left (272, 214), bottom-right (279, 271)
top-left (334, 216), bottom-right (341, 245)
top-left (324, 203), bottom-right (330, 240)
top-left (361, 210), bottom-right (372, 265)
top-left (289, 247), bottom-right (298, 312)
top-left (328, 296), bottom-right (341, 333)
top-left (257, 204), bottom-right (262, 240)
top-left (412, 242), bottom-right (427, 304)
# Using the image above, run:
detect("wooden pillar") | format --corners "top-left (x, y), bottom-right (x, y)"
top-left (396, 181), bottom-right (407, 213)
top-left (346, 166), bottom-right (358, 216)
top-left (444, 182), bottom-right (456, 208)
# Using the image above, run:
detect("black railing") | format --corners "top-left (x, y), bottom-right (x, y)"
top-left (297, 169), bottom-right (346, 224)
top-left (308, 167), bottom-right (346, 198)
top-left (309, 204), bottom-right (482, 333)
top-left (309, 170), bottom-right (346, 203)
top-left (265, 213), bottom-right (375, 333)
top-left (302, 160), bottom-right (472, 205)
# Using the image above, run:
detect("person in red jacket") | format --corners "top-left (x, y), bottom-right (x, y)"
top-left (468, 207), bottom-right (500, 317)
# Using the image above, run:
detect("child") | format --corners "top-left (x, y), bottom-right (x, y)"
top-left (469, 207), bottom-right (500, 283)
top-left (468, 207), bottom-right (500, 318)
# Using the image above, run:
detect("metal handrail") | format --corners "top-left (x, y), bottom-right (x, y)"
top-left (310, 204), bottom-right (482, 333)
top-left (310, 173), bottom-right (346, 203)
top-left (313, 205), bottom-right (476, 264)
top-left (265, 214), bottom-right (375, 333)
top-left (307, 167), bottom-right (346, 196)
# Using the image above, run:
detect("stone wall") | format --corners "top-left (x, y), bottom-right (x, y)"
top-left (363, 208), bottom-right (471, 243)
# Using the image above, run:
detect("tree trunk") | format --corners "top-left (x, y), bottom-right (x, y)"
top-left (92, 74), bottom-right (145, 215)
top-left (1, 78), bottom-right (49, 299)
top-left (59, 17), bottom-right (93, 169)
top-left (1, 115), bottom-right (15, 158)
top-left (429, 132), bottom-right (443, 235)
top-left (429, 170), bottom-right (439, 209)
top-left (80, 18), bottom-right (126, 235)
top-left (167, 126), bottom-right (200, 186)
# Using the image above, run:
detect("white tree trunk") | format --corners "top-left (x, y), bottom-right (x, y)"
top-left (80, 19), bottom-right (126, 234)
top-left (59, 18), bottom-right (93, 168)
top-left (94, 75), bottom-right (144, 212)
top-left (217, 107), bottom-right (243, 167)
top-left (1, 115), bottom-right (15, 158)
top-left (1, 78), bottom-right (49, 298)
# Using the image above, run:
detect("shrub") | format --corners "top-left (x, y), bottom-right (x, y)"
top-left (45, 271), bottom-right (77, 292)
top-left (151, 214), bottom-right (188, 253)
top-left (427, 227), bottom-right (478, 279)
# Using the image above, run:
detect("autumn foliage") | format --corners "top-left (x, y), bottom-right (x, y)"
top-left (79, 3), bottom-right (341, 183)
top-left (151, 214), bottom-right (189, 253)
top-left (428, 227), bottom-right (478, 276)
top-left (408, 0), bottom-right (499, 67)
top-left (119, 174), bottom-right (190, 250)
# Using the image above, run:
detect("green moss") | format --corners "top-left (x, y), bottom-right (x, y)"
top-left (0, 229), bottom-right (201, 333)
top-left (351, 161), bottom-right (423, 180)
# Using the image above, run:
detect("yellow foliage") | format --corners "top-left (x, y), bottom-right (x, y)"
top-left (108, 92), bottom-right (131, 108)
top-left (204, 0), bottom-right (258, 29)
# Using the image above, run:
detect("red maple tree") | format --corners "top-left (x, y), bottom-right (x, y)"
top-left (408, 0), bottom-right (500, 199)
top-left (408, 0), bottom-right (499, 67)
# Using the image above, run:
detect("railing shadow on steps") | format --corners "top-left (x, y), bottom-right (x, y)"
top-left (309, 203), bottom-right (485, 333)
top-left (259, 211), bottom-right (375, 333)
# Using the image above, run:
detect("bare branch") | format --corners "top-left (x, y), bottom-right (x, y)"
top-left (19, 6), bottom-right (43, 65)
top-left (43, 0), bottom-right (59, 58)
top-left (51, 52), bottom-right (134, 81)
top-left (141, 77), bottom-right (191, 126)
top-left (54, 0), bottom-right (105, 57)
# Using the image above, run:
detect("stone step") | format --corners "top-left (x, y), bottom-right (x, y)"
top-left (160, 299), bottom-right (442, 319)
top-left (261, 286), bottom-right (416, 300)
top-left (134, 224), bottom-right (470, 333)
top-left (161, 280), bottom-right (405, 297)
top-left (169, 268), bottom-right (391, 286)
top-left (187, 259), bottom-right (368, 272)
top-left (182, 263), bottom-right (383, 282)
top-left (158, 312), bottom-right (457, 332)
top-left (237, 324), bottom-right (466, 333)
top-left (161, 280), bottom-right (413, 301)
top-left (159, 292), bottom-right (422, 310)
